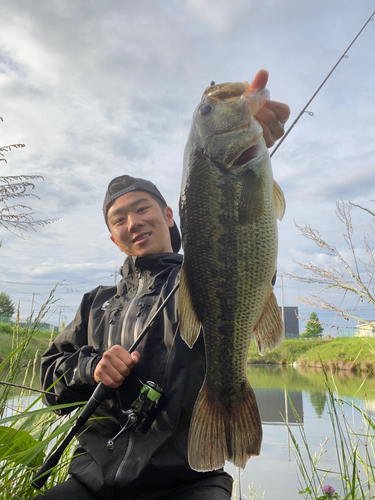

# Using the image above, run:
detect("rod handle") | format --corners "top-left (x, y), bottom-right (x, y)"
top-left (31, 452), bottom-right (61, 489)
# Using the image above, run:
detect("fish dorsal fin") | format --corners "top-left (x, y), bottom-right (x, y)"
top-left (178, 264), bottom-right (202, 348)
top-left (253, 286), bottom-right (284, 356)
top-left (238, 169), bottom-right (264, 225)
top-left (273, 180), bottom-right (286, 221)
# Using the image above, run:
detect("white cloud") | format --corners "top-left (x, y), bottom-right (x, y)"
top-left (0, 0), bottom-right (374, 328)
top-left (186, 0), bottom-right (250, 31)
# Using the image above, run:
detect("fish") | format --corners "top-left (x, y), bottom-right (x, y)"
top-left (178, 80), bottom-right (286, 472)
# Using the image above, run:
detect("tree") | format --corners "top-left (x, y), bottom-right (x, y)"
top-left (0, 117), bottom-right (58, 236)
top-left (286, 200), bottom-right (375, 329)
top-left (0, 291), bottom-right (15, 318)
top-left (303, 311), bottom-right (324, 338)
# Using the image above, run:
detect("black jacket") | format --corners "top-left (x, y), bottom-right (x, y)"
top-left (41, 253), bottom-right (231, 499)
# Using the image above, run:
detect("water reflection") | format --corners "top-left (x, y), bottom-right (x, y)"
top-left (227, 364), bottom-right (375, 500)
top-left (308, 391), bottom-right (327, 418)
top-left (254, 388), bottom-right (303, 424)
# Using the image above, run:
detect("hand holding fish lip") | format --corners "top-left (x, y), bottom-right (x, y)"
top-left (250, 69), bottom-right (291, 148)
top-left (256, 100), bottom-right (291, 147)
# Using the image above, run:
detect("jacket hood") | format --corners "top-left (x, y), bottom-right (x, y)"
top-left (120, 253), bottom-right (183, 276)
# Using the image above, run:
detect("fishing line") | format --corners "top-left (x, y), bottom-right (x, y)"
top-left (312, 83), bottom-right (375, 119)
top-left (270, 9), bottom-right (375, 158)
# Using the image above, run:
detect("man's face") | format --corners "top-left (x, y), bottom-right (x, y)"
top-left (107, 190), bottom-right (174, 257)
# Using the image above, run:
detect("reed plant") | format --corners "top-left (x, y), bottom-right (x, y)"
top-left (0, 291), bottom-right (83, 500)
top-left (286, 369), bottom-right (375, 500)
top-left (232, 471), bottom-right (266, 500)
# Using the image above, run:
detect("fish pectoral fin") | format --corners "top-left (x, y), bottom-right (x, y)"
top-left (273, 180), bottom-right (286, 221)
top-left (238, 169), bottom-right (264, 224)
top-left (253, 286), bottom-right (284, 355)
top-left (178, 264), bottom-right (202, 348)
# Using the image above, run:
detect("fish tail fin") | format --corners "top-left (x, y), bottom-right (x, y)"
top-left (253, 286), bottom-right (284, 356)
top-left (188, 381), bottom-right (262, 472)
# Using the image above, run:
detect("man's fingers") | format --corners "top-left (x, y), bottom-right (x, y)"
top-left (250, 69), bottom-right (269, 90)
top-left (255, 100), bottom-right (291, 148)
top-left (265, 100), bottom-right (291, 124)
top-left (95, 362), bottom-right (127, 387)
top-left (94, 346), bottom-right (140, 388)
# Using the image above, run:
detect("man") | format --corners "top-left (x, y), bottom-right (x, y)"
top-left (35, 70), bottom-right (290, 500)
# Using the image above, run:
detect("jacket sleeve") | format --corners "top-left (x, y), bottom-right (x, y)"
top-left (40, 288), bottom-right (103, 413)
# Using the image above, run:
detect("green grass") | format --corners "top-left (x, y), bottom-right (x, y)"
top-left (297, 338), bottom-right (375, 370)
top-left (248, 339), bottom-right (325, 365)
top-left (0, 333), bottom-right (52, 367)
top-left (0, 323), bottom-right (58, 366)
top-left (249, 338), bottom-right (375, 373)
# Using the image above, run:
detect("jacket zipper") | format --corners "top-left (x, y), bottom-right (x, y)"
top-left (121, 273), bottom-right (145, 346)
top-left (114, 272), bottom-right (145, 488)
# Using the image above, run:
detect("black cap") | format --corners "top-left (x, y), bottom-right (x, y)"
top-left (103, 175), bottom-right (181, 253)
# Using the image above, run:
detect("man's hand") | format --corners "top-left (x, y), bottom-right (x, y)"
top-left (251, 69), bottom-right (290, 148)
top-left (94, 345), bottom-right (140, 388)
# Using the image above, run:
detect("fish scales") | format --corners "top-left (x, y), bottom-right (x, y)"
top-left (179, 81), bottom-right (285, 472)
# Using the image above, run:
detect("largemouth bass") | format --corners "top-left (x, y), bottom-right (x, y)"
top-left (179, 81), bottom-right (286, 472)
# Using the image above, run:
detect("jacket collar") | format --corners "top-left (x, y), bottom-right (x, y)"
top-left (121, 253), bottom-right (183, 275)
top-left (117, 253), bottom-right (182, 296)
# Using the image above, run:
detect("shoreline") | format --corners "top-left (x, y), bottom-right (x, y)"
top-left (248, 338), bottom-right (375, 374)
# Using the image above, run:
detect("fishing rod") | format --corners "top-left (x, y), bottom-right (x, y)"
top-left (0, 381), bottom-right (58, 397)
top-left (271, 9), bottom-right (375, 158)
top-left (31, 280), bottom-right (180, 490)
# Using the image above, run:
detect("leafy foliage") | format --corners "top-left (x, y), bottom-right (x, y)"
top-left (0, 292), bottom-right (15, 318)
top-left (304, 312), bottom-right (324, 338)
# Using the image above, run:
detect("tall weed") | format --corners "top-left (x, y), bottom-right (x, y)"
top-left (0, 291), bottom-right (83, 500)
top-left (286, 369), bottom-right (375, 499)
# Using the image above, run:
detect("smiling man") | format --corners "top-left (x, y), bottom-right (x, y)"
top-left (35, 71), bottom-right (290, 500)
top-left (106, 181), bottom-right (175, 257)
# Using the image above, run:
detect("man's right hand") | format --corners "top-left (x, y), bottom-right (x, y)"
top-left (94, 345), bottom-right (140, 388)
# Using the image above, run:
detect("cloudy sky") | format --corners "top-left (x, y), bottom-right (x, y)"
top-left (0, 0), bottom-right (374, 334)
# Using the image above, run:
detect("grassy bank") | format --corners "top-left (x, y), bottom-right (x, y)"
top-left (0, 324), bottom-right (56, 366)
top-left (248, 337), bottom-right (375, 373)
top-left (3, 323), bottom-right (375, 375)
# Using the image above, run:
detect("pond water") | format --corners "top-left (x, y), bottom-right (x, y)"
top-left (226, 364), bottom-right (375, 499)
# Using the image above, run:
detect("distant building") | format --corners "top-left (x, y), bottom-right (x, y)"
top-left (279, 306), bottom-right (299, 340)
top-left (338, 327), bottom-right (358, 338)
top-left (4, 319), bottom-right (58, 332)
top-left (357, 321), bottom-right (375, 337)
top-left (338, 322), bottom-right (375, 338)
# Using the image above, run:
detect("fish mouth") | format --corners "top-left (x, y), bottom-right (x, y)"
top-left (232, 143), bottom-right (261, 166)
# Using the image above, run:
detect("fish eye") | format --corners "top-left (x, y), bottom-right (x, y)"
top-left (199, 105), bottom-right (212, 116)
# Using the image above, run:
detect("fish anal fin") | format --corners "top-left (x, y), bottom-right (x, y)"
top-left (238, 169), bottom-right (264, 225)
top-left (273, 180), bottom-right (286, 221)
top-left (253, 286), bottom-right (285, 356)
top-left (178, 264), bottom-right (201, 348)
top-left (188, 381), bottom-right (262, 472)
